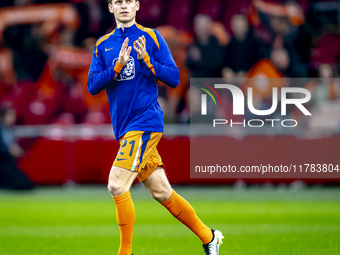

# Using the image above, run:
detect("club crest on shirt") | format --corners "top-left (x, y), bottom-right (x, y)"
top-left (113, 57), bottom-right (135, 81)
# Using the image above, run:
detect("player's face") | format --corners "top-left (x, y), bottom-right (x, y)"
top-left (109, 0), bottom-right (140, 24)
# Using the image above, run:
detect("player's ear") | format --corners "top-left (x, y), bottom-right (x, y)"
top-left (135, 0), bottom-right (140, 11)
top-left (108, 3), bottom-right (114, 14)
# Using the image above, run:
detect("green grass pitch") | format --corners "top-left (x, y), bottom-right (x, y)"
top-left (0, 185), bottom-right (340, 254)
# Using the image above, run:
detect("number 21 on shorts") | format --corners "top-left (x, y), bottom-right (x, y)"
top-left (117, 139), bottom-right (136, 159)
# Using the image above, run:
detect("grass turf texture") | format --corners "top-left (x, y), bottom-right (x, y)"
top-left (0, 186), bottom-right (340, 255)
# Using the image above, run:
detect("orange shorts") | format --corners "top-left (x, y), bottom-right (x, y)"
top-left (113, 131), bottom-right (164, 182)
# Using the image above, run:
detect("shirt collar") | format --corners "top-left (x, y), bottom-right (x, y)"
top-left (116, 23), bottom-right (138, 36)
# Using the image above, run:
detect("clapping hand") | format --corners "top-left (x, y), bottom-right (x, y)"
top-left (118, 37), bottom-right (132, 66)
top-left (134, 35), bottom-right (146, 60)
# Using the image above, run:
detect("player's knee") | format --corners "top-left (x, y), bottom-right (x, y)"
top-left (107, 182), bottom-right (126, 197)
top-left (150, 190), bottom-right (170, 203)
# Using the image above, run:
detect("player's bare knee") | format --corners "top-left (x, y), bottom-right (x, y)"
top-left (150, 189), bottom-right (170, 203)
top-left (107, 182), bottom-right (126, 197)
top-left (150, 191), bottom-right (167, 203)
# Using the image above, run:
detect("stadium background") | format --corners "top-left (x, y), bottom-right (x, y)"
top-left (0, 0), bottom-right (339, 186)
top-left (0, 1), bottom-right (339, 255)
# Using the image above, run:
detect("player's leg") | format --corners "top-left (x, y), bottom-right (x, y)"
top-left (142, 167), bottom-right (214, 244)
top-left (137, 133), bottom-right (223, 253)
top-left (108, 165), bottom-right (138, 196)
top-left (142, 167), bottom-right (224, 254)
top-left (109, 131), bottom-right (149, 255)
top-left (108, 166), bottom-right (138, 255)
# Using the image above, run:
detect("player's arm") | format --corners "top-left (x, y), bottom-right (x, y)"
top-left (134, 32), bottom-right (180, 89)
top-left (87, 38), bottom-right (132, 95)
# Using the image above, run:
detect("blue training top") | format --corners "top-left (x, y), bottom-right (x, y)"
top-left (87, 23), bottom-right (180, 140)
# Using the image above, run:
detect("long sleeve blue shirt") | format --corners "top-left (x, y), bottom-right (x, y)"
top-left (87, 23), bottom-right (180, 139)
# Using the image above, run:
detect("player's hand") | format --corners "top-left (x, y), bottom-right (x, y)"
top-left (134, 35), bottom-right (146, 60)
top-left (118, 37), bottom-right (132, 66)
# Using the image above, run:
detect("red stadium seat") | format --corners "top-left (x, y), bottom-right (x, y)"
top-left (0, 81), bottom-right (37, 123)
top-left (310, 34), bottom-right (340, 70)
top-left (11, 82), bottom-right (37, 123)
top-left (22, 98), bottom-right (55, 125)
top-left (62, 86), bottom-right (87, 122)
top-left (167, 0), bottom-right (192, 32)
top-left (197, 0), bottom-right (223, 21)
top-left (136, 0), bottom-right (163, 28)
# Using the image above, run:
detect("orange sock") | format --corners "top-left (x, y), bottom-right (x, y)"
top-left (161, 190), bottom-right (213, 244)
top-left (113, 191), bottom-right (135, 255)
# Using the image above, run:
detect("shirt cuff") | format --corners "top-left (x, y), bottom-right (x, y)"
top-left (140, 52), bottom-right (156, 76)
top-left (114, 60), bottom-right (124, 74)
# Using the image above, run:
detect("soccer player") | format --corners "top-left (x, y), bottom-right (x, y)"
top-left (87, 0), bottom-right (224, 254)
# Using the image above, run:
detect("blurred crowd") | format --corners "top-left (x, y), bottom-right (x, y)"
top-left (0, 0), bottom-right (339, 127)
